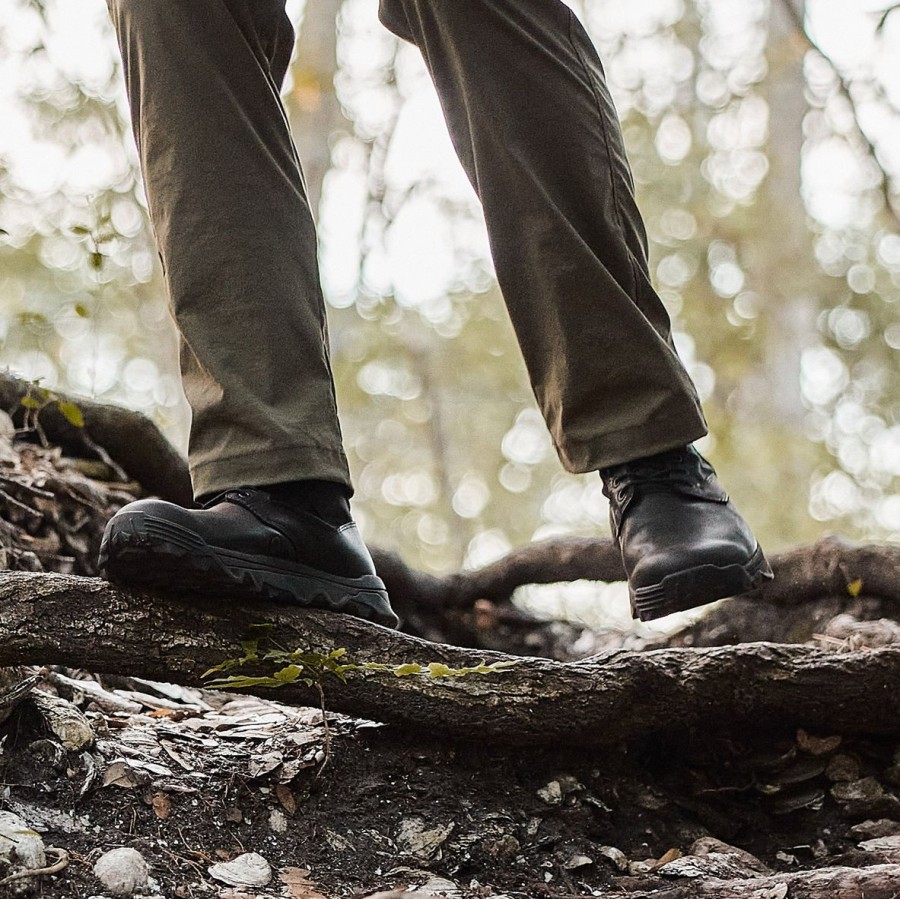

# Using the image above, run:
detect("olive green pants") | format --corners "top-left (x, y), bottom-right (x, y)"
top-left (107, 0), bottom-right (707, 500)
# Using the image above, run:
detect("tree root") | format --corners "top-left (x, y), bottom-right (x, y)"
top-left (3, 572), bottom-right (900, 746)
top-left (0, 371), bottom-right (192, 506)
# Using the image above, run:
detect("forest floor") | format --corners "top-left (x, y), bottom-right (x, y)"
top-left (5, 671), bottom-right (900, 899)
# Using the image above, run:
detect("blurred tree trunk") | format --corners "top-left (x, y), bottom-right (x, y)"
top-left (287, 0), bottom-right (347, 218)
top-left (751, 0), bottom-right (816, 425)
top-left (722, 0), bottom-right (822, 545)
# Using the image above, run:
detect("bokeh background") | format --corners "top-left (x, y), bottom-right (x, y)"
top-left (1, 0), bottom-right (899, 627)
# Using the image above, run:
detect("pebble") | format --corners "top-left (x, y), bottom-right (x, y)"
top-left (93, 848), bottom-right (150, 897)
top-left (851, 818), bottom-right (900, 839)
top-left (396, 818), bottom-right (454, 861)
top-left (831, 776), bottom-right (884, 803)
top-left (536, 781), bottom-right (562, 805)
top-left (208, 852), bottom-right (272, 888)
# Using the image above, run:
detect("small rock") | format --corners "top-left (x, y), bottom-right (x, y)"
top-left (268, 809), bottom-right (288, 834)
top-left (826, 754), bottom-right (861, 783)
top-left (409, 875), bottom-right (461, 896)
top-left (627, 860), bottom-right (653, 875)
top-left (562, 854), bottom-right (593, 870)
top-left (831, 777), bottom-right (884, 803)
top-left (537, 781), bottom-right (562, 805)
top-left (93, 848), bottom-right (150, 897)
top-left (208, 852), bottom-right (272, 888)
top-left (597, 846), bottom-right (628, 872)
top-left (396, 818), bottom-right (454, 861)
top-left (479, 834), bottom-right (520, 861)
top-left (851, 819), bottom-right (900, 840)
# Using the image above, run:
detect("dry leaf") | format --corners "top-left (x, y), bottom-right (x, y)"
top-left (280, 867), bottom-right (328, 899)
top-left (151, 792), bottom-right (172, 819)
top-left (275, 783), bottom-right (297, 815)
top-left (101, 760), bottom-right (145, 789)
top-left (248, 750), bottom-right (283, 779)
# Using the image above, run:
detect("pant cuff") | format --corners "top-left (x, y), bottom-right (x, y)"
top-left (556, 411), bottom-right (709, 473)
top-left (189, 442), bottom-right (352, 501)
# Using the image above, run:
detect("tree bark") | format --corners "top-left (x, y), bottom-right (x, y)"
top-left (4, 572), bottom-right (900, 746)
top-left (623, 864), bottom-right (900, 899)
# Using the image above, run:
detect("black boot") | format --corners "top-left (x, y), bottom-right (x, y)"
top-left (99, 487), bottom-right (399, 628)
top-left (600, 446), bottom-right (773, 622)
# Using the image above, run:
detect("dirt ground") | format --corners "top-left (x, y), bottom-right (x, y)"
top-left (3, 674), bottom-right (898, 899)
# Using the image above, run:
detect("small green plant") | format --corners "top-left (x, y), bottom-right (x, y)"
top-left (202, 625), bottom-right (516, 691)
top-left (202, 626), bottom-right (515, 774)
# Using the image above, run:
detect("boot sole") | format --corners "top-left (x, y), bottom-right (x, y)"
top-left (98, 511), bottom-right (399, 629)
top-left (631, 544), bottom-right (773, 622)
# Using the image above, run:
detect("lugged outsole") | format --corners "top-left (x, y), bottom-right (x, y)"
top-left (98, 512), bottom-right (399, 629)
top-left (630, 544), bottom-right (773, 622)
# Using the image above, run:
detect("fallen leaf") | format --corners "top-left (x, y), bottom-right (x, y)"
top-left (275, 783), bottom-right (296, 815)
top-left (101, 761), bottom-right (145, 789)
top-left (280, 867), bottom-right (328, 899)
top-left (248, 750), bottom-right (283, 779)
top-left (151, 792), bottom-right (172, 819)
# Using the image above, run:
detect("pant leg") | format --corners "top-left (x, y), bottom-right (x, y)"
top-left (379, 0), bottom-right (708, 471)
top-left (107, 0), bottom-right (351, 499)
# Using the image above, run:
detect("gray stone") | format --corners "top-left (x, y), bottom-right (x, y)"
top-left (93, 848), bottom-right (150, 897)
top-left (831, 776), bottom-right (884, 803)
top-left (536, 781), bottom-right (562, 805)
top-left (396, 818), bottom-right (454, 861)
top-left (207, 852), bottom-right (272, 888)
top-left (851, 819), bottom-right (900, 840)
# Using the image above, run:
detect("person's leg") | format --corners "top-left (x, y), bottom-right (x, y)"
top-left (107, 0), bottom-right (349, 498)
top-left (101, 0), bottom-right (397, 627)
top-left (379, 0), bottom-right (772, 619)
top-left (379, 0), bottom-right (706, 472)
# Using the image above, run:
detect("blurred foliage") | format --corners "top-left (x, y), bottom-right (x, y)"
top-left (1, 0), bottom-right (899, 622)
top-left (0, 0), bottom-right (185, 441)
